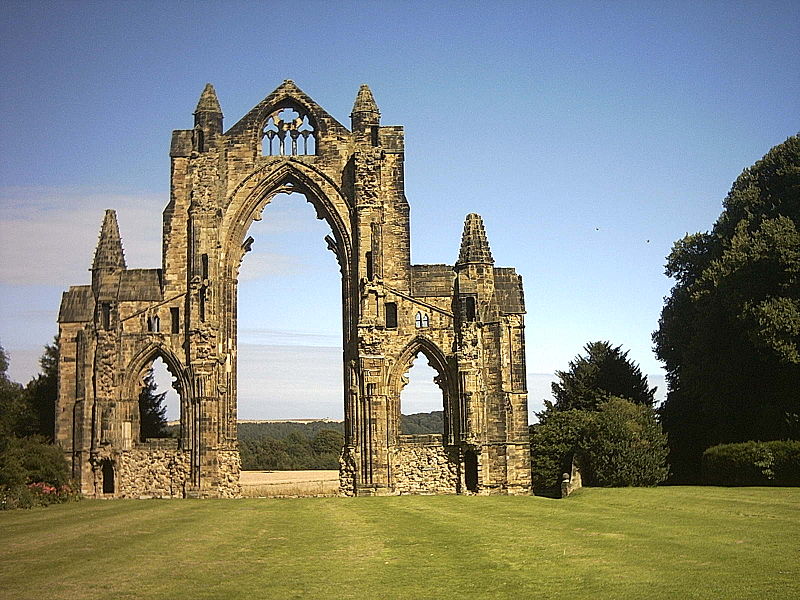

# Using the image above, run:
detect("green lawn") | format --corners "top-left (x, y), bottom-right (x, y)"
top-left (1, 487), bottom-right (798, 599)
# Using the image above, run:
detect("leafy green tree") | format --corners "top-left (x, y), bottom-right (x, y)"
top-left (311, 429), bottom-right (344, 455)
top-left (581, 398), bottom-right (669, 487)
top-left (654, 135), bottom-right (800, 482)
top-left (0, 342), bottom-right (33, 441)
top-left (551, 341), bottom-right (656, 411)
top-left (24, 337), bottom-right (58, 440)
top-left (138, 369), bottom-right (168, 440)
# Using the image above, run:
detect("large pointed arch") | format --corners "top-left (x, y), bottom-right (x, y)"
top-left (221, 158), bottom-right (353, 282)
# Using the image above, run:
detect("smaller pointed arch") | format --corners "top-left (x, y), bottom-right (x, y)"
top-left (123, 342), bottom-right (190, 403)
top-left (390, 336), bottom-right (458, 444)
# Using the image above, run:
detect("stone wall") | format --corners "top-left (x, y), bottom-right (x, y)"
top-left (116, 447), bottom-right (190, 498)
top-left (339, 448), bottom-right (357, 497)
top-left (215, 449), bottom-right (242, 498)
top-left (391, 436), bottom-right (459, 494)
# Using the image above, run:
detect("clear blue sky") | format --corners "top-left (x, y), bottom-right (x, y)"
top-left (1, 1), bottom-right (798, 420)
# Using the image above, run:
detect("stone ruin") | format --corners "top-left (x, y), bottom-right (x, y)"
top-left (56, 81), bottom-right (532, 498)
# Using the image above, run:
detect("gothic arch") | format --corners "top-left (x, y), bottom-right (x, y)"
top-left (389, 336), bottom-right (457, 444)
top-left (122, 343), bottom-right (191, 407)
top-left (221, 159), bottom-right (353, 281)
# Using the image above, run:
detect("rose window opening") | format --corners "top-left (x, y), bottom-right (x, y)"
top-left (262, 106), bottom-right (317, 156)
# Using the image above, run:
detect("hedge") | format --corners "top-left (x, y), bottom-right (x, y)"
top-left (702, 440), bottom-right (800, 486)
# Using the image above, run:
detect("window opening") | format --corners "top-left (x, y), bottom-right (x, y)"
top-left (366, 251), bottom-right (373, 281)
top-left (415, 311), bottom-right (429, 328)
top-left (370, 126), bottom-right (379, 147)
top-left (139, 357), bottom-right (181, 441)
top-left (170, 307), bottom-right (180, 334)
top-left (194, 127), bottom-right (204, 152)
top-left (385, 302), bottom-right (398, 329)
top-left (201, 254), bottom-right (209, 280)
top-left (262, 106), bottom-right (317, 156)
top-left (101, 303), bottom-right (111, 330)
top-left (400, 351), bottom-right (444, 435)
top-left (465, 296), bottom-right (476, 322)
top-left (147, 315), bottom-right (160, 332)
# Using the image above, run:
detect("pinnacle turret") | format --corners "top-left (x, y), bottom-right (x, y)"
top-left (351, 84), bottom-right (379, 115)
top-left (351, 84), bottom-right (380, 134)
top-left (92, 209), bottom-right (126, 270)
top-left (194, 83), bottom-right (222, 115)
top-left (194, 83), bottom-right (223, 137)
top-left (457, 213), bottom-right (494, 266)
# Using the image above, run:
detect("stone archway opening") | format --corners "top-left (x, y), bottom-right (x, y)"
top-left (399, 352), bottom-right (445, 436)
top-left (136, 355), bottom-right (182, 442)
top-left (235, 191), bottom-right (345, 495)
top-left (237, 191), bottom-right (343, 419)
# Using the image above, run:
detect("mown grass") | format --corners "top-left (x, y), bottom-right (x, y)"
top-left (1, 487), bottom-right (798, 599)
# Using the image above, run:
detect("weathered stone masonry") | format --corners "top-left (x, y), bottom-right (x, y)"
top-left (56, 81), bottom-right (531, 497)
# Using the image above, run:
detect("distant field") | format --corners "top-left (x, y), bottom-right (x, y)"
top-left (240, 469), bottom-right (339, 497)
top-left (1, 487), bottom-right (798, 599)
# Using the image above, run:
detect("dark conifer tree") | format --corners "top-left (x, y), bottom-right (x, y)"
top-left (138, 369), bottom-right (168, 441)
top-left (550, 341), bottom-right (656, 412)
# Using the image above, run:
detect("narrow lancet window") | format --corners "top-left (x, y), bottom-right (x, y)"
top-left (366, 251), bottom-right (374, 281)
top-left (101, 304), bottom-right (111, 330)
top-left (385, 302), bottom-right (398, 329)
top-left (415, 311), bottom-right (429, 328)
top-left (465, 297), bottom-right (476, 322)
top-left (170, 307), bottom-right (180, 334)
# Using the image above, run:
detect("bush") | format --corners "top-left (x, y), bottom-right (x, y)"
top-left (702, 440), bottom-right (800, 486)
top-left (0, 436), bottom-right (77, 510)
top-left (581, 398), bottom-right (669, 487)
top-left (531, 398), bottom-right (670, 490)
top-left (530, 410), bottom-right (593, 490)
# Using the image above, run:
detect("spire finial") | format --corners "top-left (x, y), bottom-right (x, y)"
top-left (92, 209), bottom-right (126, 270)
top-left (457, 213), bottom-right (494, 266)
top-left (194, 83), bottom-right (222, 115)
top-left (351, 84), bottom-right (379, 116)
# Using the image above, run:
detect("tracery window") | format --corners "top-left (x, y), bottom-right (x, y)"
top-left (415, 311), bottom-right (429, 328)
top-left (262, 106), bottom-right (316, 156)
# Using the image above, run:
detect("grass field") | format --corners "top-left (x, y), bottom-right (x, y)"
top-left (1, 487), bottom-right (798, 599)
